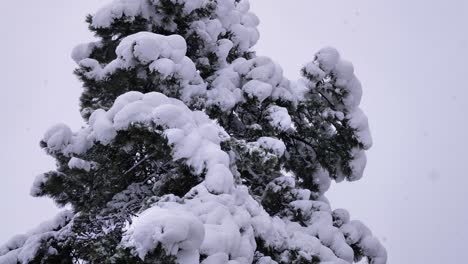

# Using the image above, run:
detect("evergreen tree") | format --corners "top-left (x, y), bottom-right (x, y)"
top-left (0, 1), bottom-right (387, 263)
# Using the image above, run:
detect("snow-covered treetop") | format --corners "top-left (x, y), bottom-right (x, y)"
top-left (0, 1), bottom-right (386, 263)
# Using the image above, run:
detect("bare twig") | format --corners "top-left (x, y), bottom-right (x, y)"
top-left (124, 152), bottom-right (156, 175)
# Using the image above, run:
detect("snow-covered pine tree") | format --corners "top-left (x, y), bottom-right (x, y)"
top-left (0, 1), bottom-right (387, 263)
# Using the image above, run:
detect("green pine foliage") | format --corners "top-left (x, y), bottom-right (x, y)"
top-left (0, 1), bottom-right (386, 264)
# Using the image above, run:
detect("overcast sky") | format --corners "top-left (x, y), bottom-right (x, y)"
top-left (0, 1), bottom-right (467, 263)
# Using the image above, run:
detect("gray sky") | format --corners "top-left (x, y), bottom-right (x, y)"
top-left (1, 1), bottom-right (467, 263)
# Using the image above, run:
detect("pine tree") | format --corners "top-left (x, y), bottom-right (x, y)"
top-left (0, 1), bottom-right (387, 263)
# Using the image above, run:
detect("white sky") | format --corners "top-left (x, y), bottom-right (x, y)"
top-left (0, 1), bottom-right (467, 263)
